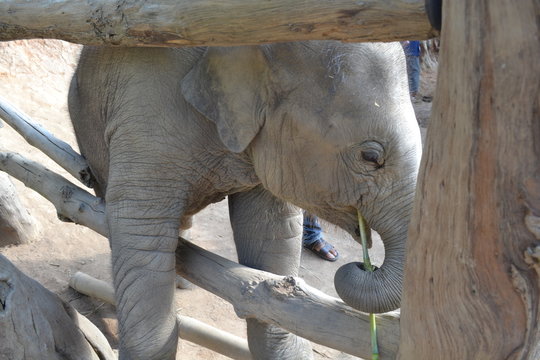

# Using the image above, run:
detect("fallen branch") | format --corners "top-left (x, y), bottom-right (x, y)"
top-left (176, 315), bottom-right (252, 360)
top-left (0, 96), bottom-right (94, 187)
top-left (0, 0), bottom-right (436, 46)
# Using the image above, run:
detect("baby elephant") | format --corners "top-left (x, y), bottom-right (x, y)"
top-left (69, 41), bottom-right (421, 360)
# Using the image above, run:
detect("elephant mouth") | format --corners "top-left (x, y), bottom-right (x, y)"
top-left (356, 262), bottom-right (379, 272)
top-left (307, 206), bottom-right (373, 248)
top-left (352, 223), bottom-right (373, 248)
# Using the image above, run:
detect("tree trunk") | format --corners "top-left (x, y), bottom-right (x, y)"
top-left (0, 0), bottom-right (437, 46)
top-left (0, 172), bottom-right (40, 246)
top-left (399, 0), bottom-right (540, 359)
top-left (0, 254), bottom-right (116, 359)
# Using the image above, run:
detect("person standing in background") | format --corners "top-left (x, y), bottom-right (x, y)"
top-left (402, 40), bottom-right (421, 102)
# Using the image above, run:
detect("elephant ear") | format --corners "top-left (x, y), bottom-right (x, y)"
top-left (181, 46), bottom-right (270, 153)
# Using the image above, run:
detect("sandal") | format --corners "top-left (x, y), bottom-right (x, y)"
top-left (304, 239), bottom-right (339, 262)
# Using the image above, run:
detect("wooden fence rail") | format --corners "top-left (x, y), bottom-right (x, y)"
top-left (0, 0), bottom-right (436, 46)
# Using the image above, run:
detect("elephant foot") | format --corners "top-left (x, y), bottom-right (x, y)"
top-left (247, 319), bottom-right (313, 360)
top-left (117, 300), bottom-right (179, 360)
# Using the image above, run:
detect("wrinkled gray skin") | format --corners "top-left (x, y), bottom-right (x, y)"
top-left (68, 41), bottom-right (421, 360)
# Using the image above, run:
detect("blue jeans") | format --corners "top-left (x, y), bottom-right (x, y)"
top-left (406, 55), bottom-right (420, 94)
top-left (303, 212), bottom-right (322, 247)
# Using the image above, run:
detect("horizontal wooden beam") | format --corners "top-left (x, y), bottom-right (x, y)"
top-left (0, 0), bottom-right (437, 46)
top-left (176, 233), bottom-right (401, 358)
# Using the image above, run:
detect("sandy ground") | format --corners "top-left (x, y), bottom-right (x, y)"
top-left (0, 40), bottom-right (434, 360)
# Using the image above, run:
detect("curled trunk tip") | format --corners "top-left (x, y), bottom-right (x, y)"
top-left (334, 261), bottom-right (402, 313)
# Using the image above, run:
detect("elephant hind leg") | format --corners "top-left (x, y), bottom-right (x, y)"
top-left (228, 186), bottom-right (313, 360)
top-left (247, 319), bottom-right (313, 360)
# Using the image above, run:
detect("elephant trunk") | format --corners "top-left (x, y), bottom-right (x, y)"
top-left (334, 196), bottom-right (413, 314)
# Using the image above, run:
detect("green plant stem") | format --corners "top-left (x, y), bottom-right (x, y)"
top-left (358, 213), bottom-right (379, 360)
top-left (370, 313), bottom-right (379, 360)
top-left (358, 214), bottom-right (373, 271)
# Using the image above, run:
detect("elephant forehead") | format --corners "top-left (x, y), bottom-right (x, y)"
top-left (281, 96), bottom-right (405, 148)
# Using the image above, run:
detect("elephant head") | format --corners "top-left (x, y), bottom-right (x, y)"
top-left (181, 41), bottom-right (422, 313)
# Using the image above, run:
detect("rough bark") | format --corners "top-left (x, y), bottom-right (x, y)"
top-left (399, 0), bottom-right (540, 358)
top-left (0, 172), bottom-right (40, 246)
top-left (0, 254), bottom-right (115, 360)
top-left (0, 0), bottom-right (437, 46)
top-left (0, 151), bottom-right (400, 359)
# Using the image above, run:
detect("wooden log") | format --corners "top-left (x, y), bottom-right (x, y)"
top-left (69, 271), bottom-right (115, 304)
top-left (0, 254), bottom-right (115, 360)
top-left (0, 150), bottom-right (401, 359)
top-left (399, 0), bottom-right (540, 358)
top-left (176, 236), bottom-right (401, 359)
top-left (0, 152), bottom-right (107, 236)
top-left (176, 316), bottom-right (252, 360)
top-left (70, 272), bottom-right (253, 360)
top-left (0, 96), bottom-right (94, 187)
top-left (0, 0), bottom-right (437, 46)
top-left (0, 172), bottom-right (40, 246)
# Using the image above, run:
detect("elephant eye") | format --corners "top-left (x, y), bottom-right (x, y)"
top-left (362, 150), bottom-right (381, 164)
top-left (359, 141), bottom-right (385, 169)
top-left (342, 140), bottom-right (386, 174)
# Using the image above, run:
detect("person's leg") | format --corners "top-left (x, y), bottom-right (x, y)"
top-left (303, 212), bottom-right (339, 261)
top-left (406, 55), bottom-right (421, 99)
top-left (302, 213), bottom-right (322, 247)
top-left (406, 55), bottom-right (415, 95)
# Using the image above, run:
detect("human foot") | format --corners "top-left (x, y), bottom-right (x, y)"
top-left (304, 239), bottom-right (339, 262)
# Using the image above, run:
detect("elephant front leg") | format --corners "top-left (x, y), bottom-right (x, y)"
top-left (228, 186), bottom-right (313, 360)
top-left (106, 164), bottom-right (183, 360)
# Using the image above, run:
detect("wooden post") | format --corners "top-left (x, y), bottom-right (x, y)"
top-left (0, 0), bottom-right (436, 46)
top-left (399, 0), bottom-right (539, 358)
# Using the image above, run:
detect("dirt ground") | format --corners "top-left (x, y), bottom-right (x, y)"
top-left (0, 40), bottom-right (435, 359)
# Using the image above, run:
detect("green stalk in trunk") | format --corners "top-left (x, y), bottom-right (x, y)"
top-left (358, 213), bottom-right (379, 360)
